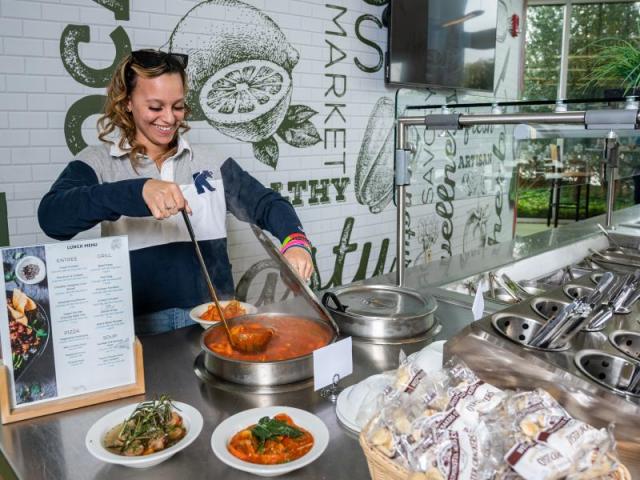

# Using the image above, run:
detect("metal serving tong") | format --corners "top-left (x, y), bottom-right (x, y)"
top-left (486, 272), bottom-right (528, 302)
top-left (597, 223), bottom-right (623, 250)
top-left (587, 270), bottom-right (640, 331)
top-left (487, 272), bottom-right (516, 301)
top-left (529, 297), bottom-right (592, 349)
top-left (628, 367), bottom-right (640, 395)
top-left (529, 272), bottom-right (615, 349)
top-left (501, 273), bottom-right (533, 300)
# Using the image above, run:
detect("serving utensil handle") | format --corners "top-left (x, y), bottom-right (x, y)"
top-left (181, 210), bottom-right (232, 340)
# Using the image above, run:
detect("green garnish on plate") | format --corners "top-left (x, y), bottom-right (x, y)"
top-left (251, 416), bottom-right (303, 453)
top-left (116, 394), bottom-right (181, 453)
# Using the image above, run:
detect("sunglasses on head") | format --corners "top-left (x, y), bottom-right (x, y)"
top-left (130, 49), bottom-right (188, 70)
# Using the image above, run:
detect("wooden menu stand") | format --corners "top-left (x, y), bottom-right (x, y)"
top-left (0, 337), bottom-right (145, 424)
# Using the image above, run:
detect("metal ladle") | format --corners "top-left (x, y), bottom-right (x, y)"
top-left (181, 210), bottom-right (272, 353)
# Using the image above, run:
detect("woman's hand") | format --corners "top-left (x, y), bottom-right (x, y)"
top-left (142, 179), bottom-right (191, 219)
top-left (283, 247), bottom-right (314, 282)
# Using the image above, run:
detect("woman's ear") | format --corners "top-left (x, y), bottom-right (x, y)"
top-left (126, 98), bottom-right (132, 113)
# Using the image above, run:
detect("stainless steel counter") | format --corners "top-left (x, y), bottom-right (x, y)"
top-left (0, 326), bottom-right (443, 480)
top-left (4, 206), bottom-right (640, 479)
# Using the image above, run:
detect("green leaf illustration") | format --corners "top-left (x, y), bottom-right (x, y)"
top-left (253, 136), bottom-right (279, 169)
top-left (283, 105), bottom-right (318, 126)
top-left (5, 271), bottom-right (15, 282)
top-left (277, 120), bottom-right (322, 148)
top-left (13, 252), bottom-right (24, 260)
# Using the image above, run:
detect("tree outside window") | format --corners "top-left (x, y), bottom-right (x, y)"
top-left (518, 2), bottom-right (640, 223)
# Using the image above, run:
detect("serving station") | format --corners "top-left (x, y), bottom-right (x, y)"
top-left (0, 203), bottom-right (640, 478)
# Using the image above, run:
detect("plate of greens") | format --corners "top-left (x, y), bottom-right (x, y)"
top-left (86, 397), bottom-right (203, 469)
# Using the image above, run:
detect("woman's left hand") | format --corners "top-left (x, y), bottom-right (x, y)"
top-left (283, 247), bottom-right (314, 282)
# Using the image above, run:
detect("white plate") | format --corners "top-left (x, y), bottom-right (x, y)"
top-left (335, 387), bottom-right (361, 434)
top-left (211, 406), bottom-right (329, 477)
top-left (189, 300), bottom-right (258, 329)
top-left (336, 373), bottom-right (392, 434)
top-left (15, 255), bottom-right (46, 285)
top-left (85, 401), bottom-right (203, 469)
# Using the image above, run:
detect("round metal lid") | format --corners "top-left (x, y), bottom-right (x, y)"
top-left (330, 284), bottom-right (437, 320)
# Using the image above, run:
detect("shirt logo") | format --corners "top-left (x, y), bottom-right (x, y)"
top-left (192, 170), bottom-right (216, 194)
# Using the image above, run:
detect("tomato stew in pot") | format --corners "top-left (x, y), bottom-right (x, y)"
top-left (205, 315), bottom-right (333, 362)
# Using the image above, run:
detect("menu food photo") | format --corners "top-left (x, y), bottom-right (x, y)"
top-left (0, 236), bottom-right (136, 408)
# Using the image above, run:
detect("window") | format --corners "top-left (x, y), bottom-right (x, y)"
top-left (517, 2), bottom-right (640, 232)
top-left (525, 1), bottom-right (640, 101)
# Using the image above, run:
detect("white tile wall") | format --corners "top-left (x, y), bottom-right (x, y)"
top-left (0, 0), bottom-right (525, 289)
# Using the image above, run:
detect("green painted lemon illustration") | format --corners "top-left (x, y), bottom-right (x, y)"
top-left (200, 60), bottom-right (292, 142)
top-left (169, 0), bottom-right (299, 142)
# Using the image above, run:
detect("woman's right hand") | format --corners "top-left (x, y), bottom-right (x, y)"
top-left (142, 179), bottom-right (192, 219)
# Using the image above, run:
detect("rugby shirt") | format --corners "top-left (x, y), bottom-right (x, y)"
top-left (38, 137), bottom-right (303, 315)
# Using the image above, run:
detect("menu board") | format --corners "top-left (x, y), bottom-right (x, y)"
top-left (0, 236), bottom-right (136, 408)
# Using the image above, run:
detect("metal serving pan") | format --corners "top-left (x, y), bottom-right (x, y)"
top-left (322, 284), bottom-right (437, 340)
top-left (198, 225), bottom-right (339, 386)
top-left (200, 312), bottom-right (337, 386)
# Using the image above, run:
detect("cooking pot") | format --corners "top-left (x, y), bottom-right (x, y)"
top-left (322, 284), bottom-right (437, 340)
top-left (201, 312), bottom-right (337, 386)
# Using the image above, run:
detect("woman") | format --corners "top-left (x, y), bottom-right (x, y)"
top-left (38, 50), bottom-right (314, 335)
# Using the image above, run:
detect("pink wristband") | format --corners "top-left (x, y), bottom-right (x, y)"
top-left (280, 239), bottom-right (309, 252)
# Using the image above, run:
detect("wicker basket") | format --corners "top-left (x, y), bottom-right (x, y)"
top-left (358, 426), bottom-right (408, 480)
top-left (358, 421), bottom-right (632, 480)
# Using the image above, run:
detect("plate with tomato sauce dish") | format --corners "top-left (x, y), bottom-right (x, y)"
top-left (189, 300), bottom-right (257, 329)
top-left (211, 406), bottom-right (329, 477)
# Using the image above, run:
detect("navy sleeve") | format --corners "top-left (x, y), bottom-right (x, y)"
top-left (220, 157), bottom-right (304, 242)
top-left (38, 160), bottom-right (151, 240)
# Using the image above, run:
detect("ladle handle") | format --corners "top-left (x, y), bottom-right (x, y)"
top-left (181, 210), bottom-right (232, 339)
top-left (322, 291), bottom-right (348, 312)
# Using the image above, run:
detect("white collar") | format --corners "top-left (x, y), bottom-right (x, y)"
top-left (109, 135), bottom-right (193, 161)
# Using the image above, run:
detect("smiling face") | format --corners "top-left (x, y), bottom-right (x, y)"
top-left (127, 72), bottom-right (185, 160)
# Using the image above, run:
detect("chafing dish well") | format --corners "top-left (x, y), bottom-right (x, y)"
top-left (491, 313), bottom-right (570, 351)
top-left (574, 349), bottom-right (640, 397)
top-left (530, 298), bottom-right (569, 320)
top-left (609, 330), bottom-right (640, 361)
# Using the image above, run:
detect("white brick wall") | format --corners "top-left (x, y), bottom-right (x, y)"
top-left (0, 0), bottom-right (525, 290)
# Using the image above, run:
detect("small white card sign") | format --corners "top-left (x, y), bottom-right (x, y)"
top-left (0, 236), bottom-right (136, 408)
top-left (472, 280), bottom-right (488, 321)
top-left (313, 337), bottom-right (353, 391)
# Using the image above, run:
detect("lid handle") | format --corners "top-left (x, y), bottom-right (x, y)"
top-left (322, 292), bottom-right (348, 312)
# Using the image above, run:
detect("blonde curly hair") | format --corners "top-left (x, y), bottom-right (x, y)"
top-left (98, 51), bottom-right (191, 168)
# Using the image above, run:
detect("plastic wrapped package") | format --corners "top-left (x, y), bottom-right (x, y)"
top-left (349, 372), bottom-right (395, 429)
top-left (504, 441), bottom-right (573, 480)
top-left (363, 356), bottom-right (627, 480)
top-left (502, 389), bottom-right (569, 440)
top-left (496, 391), bottom-right (620, 479)
top-left (366, 357), bottom-right (506, 478)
